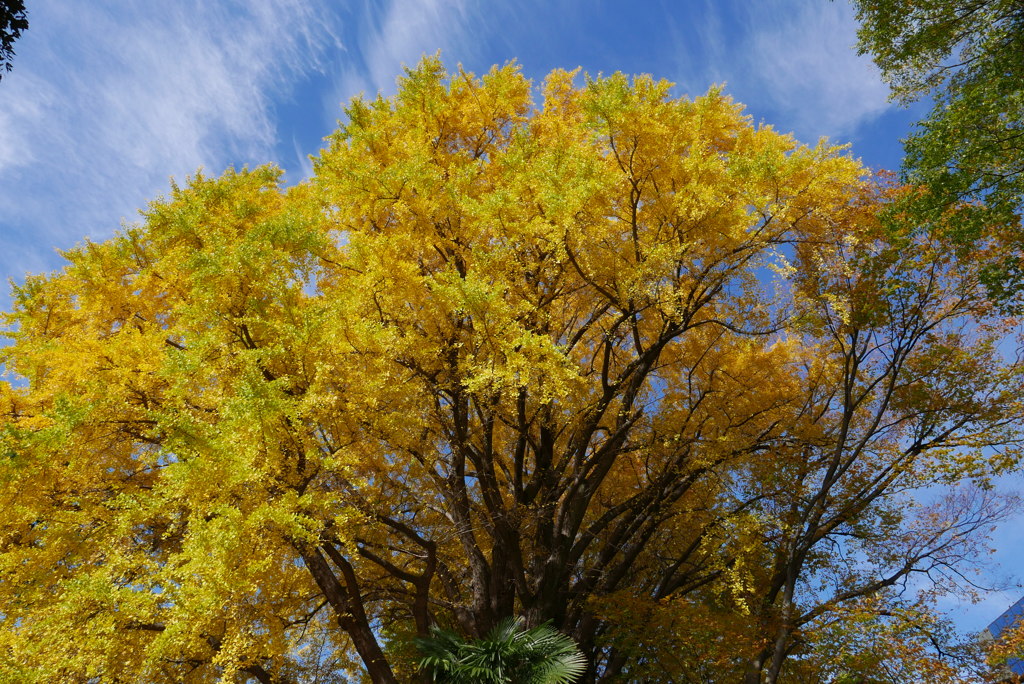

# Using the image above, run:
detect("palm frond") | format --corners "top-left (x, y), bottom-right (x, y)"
top-left (416, 617), bottom-right (586, 684)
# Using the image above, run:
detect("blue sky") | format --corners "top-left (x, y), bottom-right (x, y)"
top-left (0, 0), bottom-right (1018, 636)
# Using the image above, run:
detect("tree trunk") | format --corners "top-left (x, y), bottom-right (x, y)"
top-left (743, 654), bottom-right (766, 684)
top-left (297, 543), bottom-right (399, 684)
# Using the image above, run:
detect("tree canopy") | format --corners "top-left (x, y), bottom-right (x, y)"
top-left (851, 0), bottom-right (1024, 308)
top-left (2, 58), bottom-right (1023, 683)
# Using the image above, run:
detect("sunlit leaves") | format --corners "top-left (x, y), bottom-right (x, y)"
top-left (1, 56), bottom-right (1022, 682)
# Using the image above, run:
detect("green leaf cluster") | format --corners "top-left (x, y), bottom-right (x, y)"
top-left (416, 618), bottom-right (586, 684)
top-left (853, 0), bottom-right (1024, 307)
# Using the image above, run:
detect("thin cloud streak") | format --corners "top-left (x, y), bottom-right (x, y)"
top-left (326, 0), bottom-right (475, 113)
top-left (0, 0), bottom-right (343, 281)
top-left (670, 0), bottom-right (890, 143)
top-left (741, 0), bottom-right (889, 140)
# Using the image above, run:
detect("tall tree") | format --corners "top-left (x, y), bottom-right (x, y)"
top-left (1, 58), bottom-right (1021, 682)
top-left (850, 0), bottom-right (1024, 308)
top-left (0, 0), bottom-right (27, 80)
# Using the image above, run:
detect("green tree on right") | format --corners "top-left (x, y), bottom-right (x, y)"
top-left (851, 0), bottom-right (1024, 308)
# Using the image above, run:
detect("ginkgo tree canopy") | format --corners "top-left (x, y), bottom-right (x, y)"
top-left (1, 57), bottom-right (1022, 683)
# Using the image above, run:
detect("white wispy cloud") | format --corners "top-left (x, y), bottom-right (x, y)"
top-left (326, 0), bottom-right (476, 112)
top-left (740, 0), bottom-right (890, 140)
top-left (0, 0), bottom-right (343, 284)
top-left (670, 0), bottom-right (890, 143)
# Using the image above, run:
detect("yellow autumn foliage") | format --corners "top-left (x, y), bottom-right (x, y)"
top-left (1, 57), bottom-right (1021, 683)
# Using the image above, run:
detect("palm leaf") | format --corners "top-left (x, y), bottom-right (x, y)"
top-left (416, 617), bottom-right (586, 684)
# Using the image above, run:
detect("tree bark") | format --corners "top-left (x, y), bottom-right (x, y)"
top-left (296, 542), bottom-right (398, 684)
